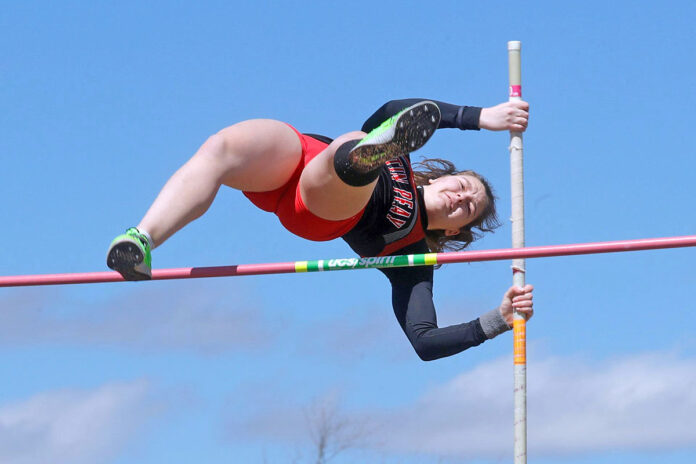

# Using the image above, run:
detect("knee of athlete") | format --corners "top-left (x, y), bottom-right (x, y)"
top-left (331, 131), bottom-right (366, 150)
top-left (195, 131), bottom-right (239, 170)
top-left (327, 131), bottom-right (366, 163)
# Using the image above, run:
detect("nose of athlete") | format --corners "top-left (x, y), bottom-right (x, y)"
top-left (454, 191), bottom-right (472, 205)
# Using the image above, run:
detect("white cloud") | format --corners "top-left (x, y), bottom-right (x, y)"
top-left (372, 352), bottom-right (696, 459)
top-left (0, 381), bottom-right (153, 464)
top-left (228, 352), bottom-right (696, 461)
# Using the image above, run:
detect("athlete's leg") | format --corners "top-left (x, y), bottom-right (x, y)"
top-left (137, 119), bottom-right (301, 248)
top-left (108, 119), bottom-right (301, 280)
top-left (300, 100), bottom-right (441, 221)
top-left (299, 131), bottom-right (375, 221)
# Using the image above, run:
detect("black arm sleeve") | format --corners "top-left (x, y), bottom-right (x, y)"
top-left (361, 99), bottom-right (482, 133)
top-left (380, 246), bottom-right (487, 361)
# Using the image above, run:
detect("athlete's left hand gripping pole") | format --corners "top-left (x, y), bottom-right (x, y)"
top-left (508, 40), bottom-right (527, 464)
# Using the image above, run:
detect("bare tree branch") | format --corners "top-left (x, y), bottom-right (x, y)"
top-left (304, 396), bottom-right (373, 464)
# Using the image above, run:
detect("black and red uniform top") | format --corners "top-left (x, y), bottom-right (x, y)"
top-left (316, 99), bottom-right (510, 361)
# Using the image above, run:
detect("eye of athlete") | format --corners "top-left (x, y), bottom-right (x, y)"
top-left (455, 175), bottom-right (487, 226)
top-left (459, 178), bottom-right (476, 218)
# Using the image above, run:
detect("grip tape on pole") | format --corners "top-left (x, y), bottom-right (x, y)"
top-left (513, 319), bottom-right (527, 364)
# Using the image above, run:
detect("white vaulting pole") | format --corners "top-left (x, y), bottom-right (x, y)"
top-left (508, 40), bottom-right (527, 464)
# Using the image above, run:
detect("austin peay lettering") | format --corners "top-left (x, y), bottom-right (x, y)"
top-left (393, 187), bottom-right (412, 200)
top-left (394, 196), bottom-right (413, 209)
top-left (389, 204), bottom-right (410, 217)
top-left (385, 158), bottom-right (414, 228)
top-left (386, 159), bottom-right (409, 184)
top-left (386, 216), bottom-right (406, 228)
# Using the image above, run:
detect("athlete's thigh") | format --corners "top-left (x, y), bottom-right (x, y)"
top-left (217, 119), bottom-right (302, 192)
top-left (299, 131), bottom-right (378, 221)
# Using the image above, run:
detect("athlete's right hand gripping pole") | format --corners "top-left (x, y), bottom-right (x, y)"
top-left (508, 40), bottom-right (527, 464)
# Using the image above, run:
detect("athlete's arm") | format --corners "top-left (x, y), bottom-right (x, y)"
top-left (380, 243), bottom-right (511, 361)
top-left (361, 99), bottom-right (482, 133)
top-left (362, 98), bottom-right (530, 134)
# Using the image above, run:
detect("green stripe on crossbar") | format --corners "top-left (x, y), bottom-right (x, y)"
top-left (296, 253), bottom-right (439, 273)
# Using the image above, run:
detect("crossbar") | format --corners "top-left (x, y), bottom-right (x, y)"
top-left (0, 235), bottom-right (694, 288)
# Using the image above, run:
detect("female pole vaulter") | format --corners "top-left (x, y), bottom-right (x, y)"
top-left (107, 98), bottom-right (534, 361)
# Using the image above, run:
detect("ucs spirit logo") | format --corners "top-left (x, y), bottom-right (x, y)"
top-left (326, 256), bottom-right (398, 269)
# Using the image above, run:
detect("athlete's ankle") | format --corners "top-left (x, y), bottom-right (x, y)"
top-left (134, 227), bottom-right (154, 250)
top-left (333, 139), bottom-right (382, 186)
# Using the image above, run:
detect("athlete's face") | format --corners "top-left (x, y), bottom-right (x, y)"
top-left (423, 174), bottom-right (489, 236)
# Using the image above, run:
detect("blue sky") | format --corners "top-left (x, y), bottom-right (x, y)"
top-left (1, 1), bottom-right (695, 463)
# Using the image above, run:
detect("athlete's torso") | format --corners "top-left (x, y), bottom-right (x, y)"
top-left (341, 154), bottom-right (429, 257)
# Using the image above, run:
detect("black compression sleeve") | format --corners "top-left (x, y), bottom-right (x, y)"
top-left (361, 99), bottom-right (482, 133)
top-left (382, 264), bottom-right (487, 361)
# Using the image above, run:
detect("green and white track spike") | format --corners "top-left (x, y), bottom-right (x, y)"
top-left (349, 100), bottom-right (441, 171)
top-left (106, 227), bottom-right (152, 281)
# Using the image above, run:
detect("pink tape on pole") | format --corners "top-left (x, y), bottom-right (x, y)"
top-left (509, 85), bottom-right (522, 97)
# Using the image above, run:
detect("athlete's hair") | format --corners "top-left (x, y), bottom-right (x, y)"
top-left (412, 158), bottom-right (500, 253)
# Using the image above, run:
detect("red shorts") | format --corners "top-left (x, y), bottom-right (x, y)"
top-left (243, 124), bottom-right (364, 241)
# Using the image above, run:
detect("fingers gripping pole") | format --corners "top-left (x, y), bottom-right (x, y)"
top-left (508, 40), bottom-right (527, 464)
